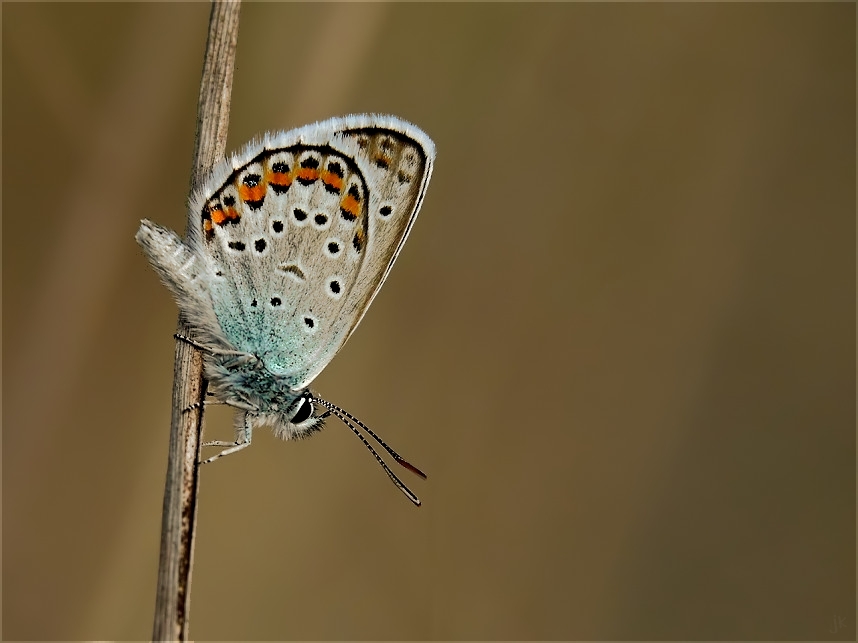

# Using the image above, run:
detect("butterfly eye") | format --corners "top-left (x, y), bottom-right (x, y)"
top-left (291, 396), bottom-right (313, 424)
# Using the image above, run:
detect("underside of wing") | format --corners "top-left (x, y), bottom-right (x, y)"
top-left (188, 115), bottom-right (434, 389)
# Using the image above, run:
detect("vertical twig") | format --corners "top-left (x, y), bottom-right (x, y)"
top-left (152, 2), bottom-right (241, 641)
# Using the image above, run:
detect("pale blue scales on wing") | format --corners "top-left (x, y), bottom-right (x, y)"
top-left (135, 115), bottom-right (434, 505)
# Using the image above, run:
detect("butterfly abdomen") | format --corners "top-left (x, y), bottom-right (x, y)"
top-left (136, 220), bottom-right (235, 352)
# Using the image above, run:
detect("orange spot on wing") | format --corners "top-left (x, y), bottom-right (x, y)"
top-left (353, 227), bottom-right (365, 252)
top-left (296, 167), bottom-right (319, 182)
top-left (340, 194), bottom-right (360, 218)
top-left (239, 183), bottom-right (267, 203)
top-left (268, 170), bottom-right (292, 188)
top-left (321, 171), bottom-right (343, 192)
top-left (210, 207), bottom-right (228, 225)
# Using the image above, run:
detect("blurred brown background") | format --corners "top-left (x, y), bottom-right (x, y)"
top-left (3, 3), bottom-right (854, 640)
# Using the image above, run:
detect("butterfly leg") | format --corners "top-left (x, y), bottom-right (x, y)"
top-left (174, 333), bottom-right (255, 359)
top-left (200, 412), bottom-right (253, 464)
top-left (181, 397), bottom-right (228, 414)
top-left (200, 439), bottom-right (251, 463)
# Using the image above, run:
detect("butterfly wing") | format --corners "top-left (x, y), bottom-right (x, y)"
top-left (186, 115), bottom-right (434, 390)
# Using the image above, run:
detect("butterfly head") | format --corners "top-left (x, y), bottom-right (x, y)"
top-left (265, 390), bottom-right (328, 440)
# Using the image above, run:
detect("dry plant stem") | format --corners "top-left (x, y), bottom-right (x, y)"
top-left (152, 2), bottom-right (241, 641)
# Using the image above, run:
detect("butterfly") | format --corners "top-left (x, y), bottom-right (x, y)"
top-left (136, 114), bottom-right (434, 505)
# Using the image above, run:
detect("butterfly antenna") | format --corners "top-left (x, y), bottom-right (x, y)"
top-left (315, 398), bottom-right (425, 506)
top-left (315, 397), bottom-right (427, 479)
